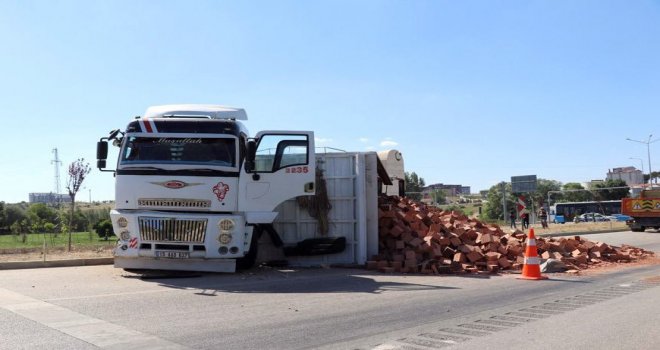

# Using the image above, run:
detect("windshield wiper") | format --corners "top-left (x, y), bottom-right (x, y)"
top-left (122, 166), bottom-right (166, 171)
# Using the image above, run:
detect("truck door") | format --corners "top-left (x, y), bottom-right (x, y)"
top-left (238, 131), bottom-right (315, 222)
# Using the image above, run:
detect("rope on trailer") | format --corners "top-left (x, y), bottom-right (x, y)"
top-left (296, 166), bottom-right (332, 236)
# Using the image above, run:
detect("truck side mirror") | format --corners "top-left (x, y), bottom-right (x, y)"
top-left (245, 139), bottom-right (257, 173)
top-left (97, 141), bottom-right (108, 169)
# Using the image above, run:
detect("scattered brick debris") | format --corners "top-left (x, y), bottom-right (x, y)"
top-left (367, 196), bottom-right (655, 275)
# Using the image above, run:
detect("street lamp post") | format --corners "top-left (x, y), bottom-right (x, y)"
top-left (629, 157), bottom-right (644, 183)
top-left (626, 135), bottom-right (660, 185)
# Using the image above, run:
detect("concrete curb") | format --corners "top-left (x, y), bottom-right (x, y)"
top-left (0, 257), bottom-right (114, 270)
top-left (536, 228), bottom-right (630, 238)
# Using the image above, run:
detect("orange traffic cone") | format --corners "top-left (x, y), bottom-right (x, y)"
top-left (517, 228), bottom-right (548, 280)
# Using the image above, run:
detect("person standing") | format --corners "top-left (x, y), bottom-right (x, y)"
top-left (521, 212), bottom-right (530, 229)
top-left (539, 207), bottom-right (548, 229)
top-left (509, 209), bottom-right (517, 229)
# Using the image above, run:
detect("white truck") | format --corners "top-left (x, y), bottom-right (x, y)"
top-left (97, 105), bottom-right (320, 272)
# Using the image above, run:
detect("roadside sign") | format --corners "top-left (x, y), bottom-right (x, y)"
top-left (512, 175), bottom-right (537, 193)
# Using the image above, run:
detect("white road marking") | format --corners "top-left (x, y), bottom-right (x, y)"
top-left (0, 287), bottom-right (188, 349)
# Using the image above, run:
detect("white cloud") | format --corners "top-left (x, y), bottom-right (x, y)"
top-left (379, 139), bottom-right (399, 147)
top-left (358, 137), bottom-right (370, 143)
top-left (365, 146), bottom-right (376, 151)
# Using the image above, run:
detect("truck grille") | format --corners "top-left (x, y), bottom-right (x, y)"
top-left (138, 217), bottom-right (208, 243)
top-left (138, 198), bottom-right (211, 209)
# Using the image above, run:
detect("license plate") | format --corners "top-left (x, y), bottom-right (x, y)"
top-left (155, 251), bottom-right (190, 259)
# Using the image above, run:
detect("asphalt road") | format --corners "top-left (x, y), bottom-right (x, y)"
top-left (0, 230), bottom-right (658, 350)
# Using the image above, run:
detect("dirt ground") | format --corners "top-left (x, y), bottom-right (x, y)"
top-left (523, 221), bottom-right (629, 235)
top-left (0, 246), bottom-right (114, 262)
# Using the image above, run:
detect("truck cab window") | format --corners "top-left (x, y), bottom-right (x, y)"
top-left (120, 136), bottom-right (237, 167)
top-left (255, 135), bottom-right (308, 172)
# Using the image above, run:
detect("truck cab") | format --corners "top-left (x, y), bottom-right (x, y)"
top-left (97, 105), bottom-right (315, 272)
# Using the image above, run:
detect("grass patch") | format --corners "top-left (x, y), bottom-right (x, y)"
top-left (0, 232), bottom-right (116, 250)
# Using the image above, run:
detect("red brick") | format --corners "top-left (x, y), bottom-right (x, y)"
top-left (466, 251), bottom-right (484, 263)
top-left (453, 252), bottom-right (466, 263)
top-left (409, 237), bottom-right (423, 247)
top-left (498, 257), bottom-right (512, 268)
top-left (404, 259), bottom-right (418, 270)
top-left (442, 247), bottom-right (456, 259)
top-left (485, 252), bottom-right (501, 261)
top-left (389, 225), bottom-right (404, 237)
top-left (404, 250), bottom-right (417, 260)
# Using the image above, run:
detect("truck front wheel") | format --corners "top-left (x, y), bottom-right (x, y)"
top-left (631, 227), bottom-right (645, 232)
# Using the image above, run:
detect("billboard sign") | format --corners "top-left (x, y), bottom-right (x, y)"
top-left (511, 175), bottom-right (537, 193)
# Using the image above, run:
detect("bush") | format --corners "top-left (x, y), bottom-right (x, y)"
top-left (93, 219), bottom-right (114, 240)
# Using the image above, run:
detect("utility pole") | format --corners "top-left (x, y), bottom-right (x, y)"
top-left (501, 182), bottom-right (507, 223)
top-left (626, 135), bottom-right (659, 185)
top-left (51, 148), bottom-right (62, 207)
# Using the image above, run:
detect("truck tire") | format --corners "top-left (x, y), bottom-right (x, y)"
top-left (631, 227), bottom-right (645, 232)
top-left (236, 227), bottom-right (261, 270)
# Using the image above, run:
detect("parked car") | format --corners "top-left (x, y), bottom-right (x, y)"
top-left (576, 213), bottom-right (611, 222)
top-left (609, 213), bottom-right (632, 222)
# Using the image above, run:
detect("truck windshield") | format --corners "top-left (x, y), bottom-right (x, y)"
top-left (120, 137), bottom-right (236, 167)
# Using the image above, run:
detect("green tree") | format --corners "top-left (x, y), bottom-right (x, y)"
top-left (591, 179), bottom-right (630, 201)
top-left (560, 182), bottom-right (592, 202)
top-left (404, 172), bottom-right (425, 200)
top-left (0, 201), bottom-right (6, 229)
top-left (43, 222), bottom-right (56, 233)
top-left (529, 179), bottom-right (562, 208)
top-left (93, 219), bottom-right (114, 240)
top-left (85, 209), bottom-right (111, 226)
top-left (69, 208), bottom-right (89, 232)
top-left (430, 189), bottom-right (446, 205)
top-left (482, 182), bottom-right (514, 221)
top-left (4, 205), bottom-right (27, 229)
top-left (650, 171), bottom-right (660, 184)
top-left (27, 203), bottom-right (58, 224)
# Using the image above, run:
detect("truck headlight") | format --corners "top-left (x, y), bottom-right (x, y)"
top-left (218, 219), bottom-right (235, 231)
top-left (120, 230), bottom-right (131, 241)
top-left (117, 217), bottom-right (128, 228)
top-left (218, 233), bottom-right (232, 244)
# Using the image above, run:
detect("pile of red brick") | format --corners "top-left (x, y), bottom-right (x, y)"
top-left (367, 196), bottom-right (654, 274)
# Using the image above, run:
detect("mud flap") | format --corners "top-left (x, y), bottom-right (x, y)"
top-left (283, 237), bottom-right (346, 256)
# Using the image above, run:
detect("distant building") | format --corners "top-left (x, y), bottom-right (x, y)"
top-left (607, 167), bottom-right (644, 186)
top-left (29, 192), bottom-right (71, 205)
top-left (421, 183), bottom-right (471, 204)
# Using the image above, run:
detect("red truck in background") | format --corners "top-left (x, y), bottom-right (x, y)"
top-left (621, 189), bottom-right (660, 232)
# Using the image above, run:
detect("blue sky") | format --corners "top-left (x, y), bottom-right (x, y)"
top-left (1, 0), bottom-right (658, 203)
